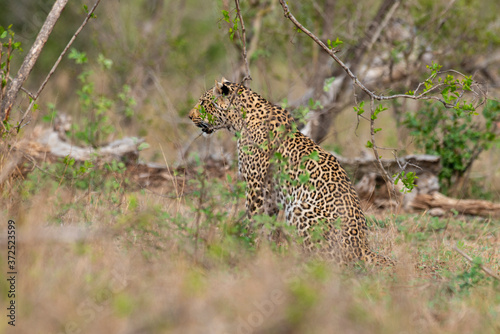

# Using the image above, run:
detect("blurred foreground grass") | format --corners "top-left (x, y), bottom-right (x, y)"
top-left (0, 161), bottom-right (499, 334)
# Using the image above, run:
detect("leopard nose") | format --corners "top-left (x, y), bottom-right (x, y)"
top-left (188, 105), bottom-right (199, 120)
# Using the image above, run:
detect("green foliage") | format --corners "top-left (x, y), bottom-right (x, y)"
top-left (403, 99), bottom-right (500, 192)
top-left (3, 2), bottom-right (500, 331)
top-left (68, 48), bottom-right (88, 64)
top-left (449, 258), bottom-right (486, 295)
top-left (394, 171), bottom-right (418, 193)
top-left (354, 101), bottom-right (365, 115)
top-left (177, 155), bottom-right (265, 255)
top-left (18, 153), bottom-right (129, 210)
top-left (221, 9), bottom-right (239, 41)
top-left (445, 244), bottom-right (492, 296)
top-left (0, 24), bottom-right (23, 126)
top-left (118, 85), bottom-right (136, 119)
top-left (327, 37), bottom-right (343, 49)
top-left (82, 4), bottom-right (97, 19)
top-left (67, 49), bottom-right (137, 147)
top-left (323, 77), bottom-right (335, 92)
top-left (41, 103), bottom-right (58, 123)
top-left (280, 97), bottom-right (323, 127)
top-left (198, 104), bottom-right (216, 125)
top-left (371, 104), bottom-right (387, 120)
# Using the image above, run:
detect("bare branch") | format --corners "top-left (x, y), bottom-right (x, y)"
top-left (7, 76), bottom-right (36, 100)
top-left (369, 98), bottom-right (398, 199)
top-left (452, 246), bottom-right (500, 281)
top-left (235, 0), bottom-right (251, 85)
top-left (0, 0), bottom-right (69, 126)
top-left (277, 0), bottom-right (480, 106)
top-left (17, 0), bottom-right (102, 131)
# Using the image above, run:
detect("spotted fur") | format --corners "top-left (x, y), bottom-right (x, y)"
top-left (189, 78), bottom-right (393, 265)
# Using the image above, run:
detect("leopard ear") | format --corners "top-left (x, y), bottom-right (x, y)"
top-left (213, 80), bottom-right (223, 96)
top-left (214, 79), bottom-right (230, 96)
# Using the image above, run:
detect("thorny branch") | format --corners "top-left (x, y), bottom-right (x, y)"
top-left (1, 0), bottom-right (69, 128)
top-left (17, 0), bottom-right (102, 132)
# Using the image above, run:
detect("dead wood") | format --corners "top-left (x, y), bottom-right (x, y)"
top-left (337, 152), bottom-right (500, 217)
top-left (411, 192), bottom-right (500, 218)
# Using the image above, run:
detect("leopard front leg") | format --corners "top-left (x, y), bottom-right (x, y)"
top-left (237, 140), bottom-right (280, 248)
top-left (242, 176), bottom-right (279, 216)
top-left (238, 138), bottom-right (279, 218)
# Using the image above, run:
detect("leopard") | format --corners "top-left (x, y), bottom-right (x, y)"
top-left (188, 78), bottom-right (393, 265)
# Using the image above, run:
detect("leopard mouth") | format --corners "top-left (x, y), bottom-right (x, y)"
top-left (195, 121), bottom-right (214, 134)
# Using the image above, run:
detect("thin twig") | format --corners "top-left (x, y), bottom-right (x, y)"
top-left (234, 0), bottom-right (251, 85)
top-left (277, 0), bottom-right (480, 107)
top-left (7, 76), bottom-right (36, 99)
top-left (452, 245), bottom-right (500, 281)
top-left (369, 98), bottom-right (397, 198)
top-left (17, 0), bottom-right (102, 132)
top-left (0, 0), bottom-right (69, 126)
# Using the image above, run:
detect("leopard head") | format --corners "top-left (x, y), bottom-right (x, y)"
top-left (188, 78), bottom-right (241, 134)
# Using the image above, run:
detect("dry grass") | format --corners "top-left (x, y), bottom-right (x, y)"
top-left (1, 163), bottom-right (499, 334)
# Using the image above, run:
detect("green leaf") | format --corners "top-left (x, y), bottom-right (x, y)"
top-left (354, 101), bottom-right (365, 115)
top-left (137, 142), bottom-right (150, 151)
top-left (98, 54), bottom-right (113, 69)
top-left (371, 104), bottom-right (387, 120)
top-left (323, 77), bottom-right (335, 92)
top-left (221, 10), bottom-right (230, 23)
top-left (68, 48), bottom-right (88, 64)
top-left (365, 140), bottom-right (373, 148)
top-left (63, 156), bottom-right (76, 166)
top-left (298, 173), bottom-right (310, 184)
top-left (327, 37), bottom-right (343, 49)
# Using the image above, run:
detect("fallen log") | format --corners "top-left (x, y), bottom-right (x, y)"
top-left (411, 192), bottom-right (500, 218)
top-left (337, 152), bottom-right (500, 217)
